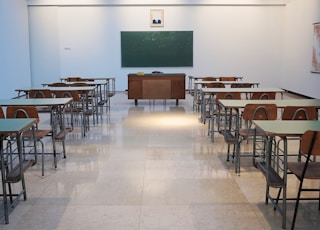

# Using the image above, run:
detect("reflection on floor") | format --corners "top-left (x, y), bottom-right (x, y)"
top-left (1, 92), bottom-right (320, 230)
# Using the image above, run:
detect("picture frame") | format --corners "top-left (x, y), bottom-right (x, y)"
top-left (150, 9), bottom-right (164, 27)
top-left (311, 22), bottom-right (320, 73)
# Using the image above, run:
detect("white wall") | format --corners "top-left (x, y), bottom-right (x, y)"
top-left (28, 2), bottom-right (285, 91)
top-left (28, 6), bottom-right (61, 86)
top-left (281, 0), bottom-right (320, 98)
top-left (0, 0), bottom-right (31, 99)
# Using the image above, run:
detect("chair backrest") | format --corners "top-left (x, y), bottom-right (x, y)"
top-left (29, 89), bottom-right (53, 98)
top-left (215, 92), bottom-right (241, 103)
top-left (282, 106), bottom-right (318, 121)
top-left (81, 78), bottom-right (94, 82)
top-left (300, 130), bottom-right (320, 156)
top-left (48, 82), bottom-right (68, 87)
top-left (0, 106), bottom-right (5, 118)
top-left (251, 92), bottom-right (276, 100)
top-left (202, 77), bottom-right (217, 81)
top-left (231, 83), bottom-right (252, 88)
top-left (67, 77), bottom-right (82, 82)
top-left (6, 106), bottom-right (40, 123)
top-left (71, 82), bottom-right (88, 87)
top-left (54, 90), bottom-right (81, 102)
top-left (242, 104), bottom-right (278, 121)
top-left (206, 82), bottom-right (225, 88)
top-left (219, 76), bottom-right (237, 81)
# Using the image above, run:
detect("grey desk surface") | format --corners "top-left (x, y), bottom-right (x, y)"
top-left (201, 87), bottom-right (285, 93)
top-left (253, 120), bottom-right (320, 136)
top-left (60, 77), bottom-right (115, 81)
top-left (219, 99), bottom-right (320, 108)
top-left (194, 80), bottom-right (259, 85)
top-left (41, 81), bottom-right (108, 87)
top-left (0, 98), bottom-right (73, 106)
top-left (15, 86), bottom-right (96, 93)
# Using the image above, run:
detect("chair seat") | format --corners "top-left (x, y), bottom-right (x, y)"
top-left (54, 131), bottom-right (66, 141)
top-left (213, 109), bottom-right (238, 116)
top-left (288, 162), bottom-right (320, 179)
top-left (239, 128), bottom-right (265, 138)
top-left (23, 129), bottom-right (52, 140)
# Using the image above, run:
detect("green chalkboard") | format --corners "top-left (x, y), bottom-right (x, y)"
top-left (121, 31), bottom-right (193, 67)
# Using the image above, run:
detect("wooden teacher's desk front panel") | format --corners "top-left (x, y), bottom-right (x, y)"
top-left (128, 73), bottom-right (186, 105)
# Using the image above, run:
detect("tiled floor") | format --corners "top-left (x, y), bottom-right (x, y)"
top-left (1, 92), bottom-right (320, 229)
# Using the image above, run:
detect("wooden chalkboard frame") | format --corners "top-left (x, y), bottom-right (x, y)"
top-left (121, 31), bottom-right (193, 67)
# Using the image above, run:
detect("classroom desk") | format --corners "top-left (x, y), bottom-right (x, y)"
top-left (0, 98), bottom-right (72, 110)
top-left (188, 76), bottom-right (243, 93)
top-left (49, 86), bottom-right (99, 121)
top-left (42, 81), bottom-right (110, 111)
top-left (16, 86), bottom-right (96, 93)
top-left (199, 87), bottom-right (285, 122)
top-left (50, 87), bottom-right (100, 135)
top-left (47, 86), bottom-right (97, 93)
top-left (15, 86), bottom-right (100, 125)
top-left (59, 76), bottom-right (116, 98)
top-left (42, 80), bottom-right (107, 87)
top-left (0, 118), bottom-right (36, 224)
top-left (0, 98), bottom-right (73, 134)
top-left (16, 86), bottom-right (97, 99)
top-left (219, 99), bottom-right (320, 110)
top-left (217, 99), bottom-right (320, 174)
top-left (252, 120), bottom-right (320, 229)
top-left (193, 81), bottom-right (260, 111)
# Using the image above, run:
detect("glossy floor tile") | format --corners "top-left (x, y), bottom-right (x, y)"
top-left (1, 92), bottom-right (320, 229)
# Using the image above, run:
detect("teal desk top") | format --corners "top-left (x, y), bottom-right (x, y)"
top-left (0, 98), bottom-right (72, 106)
top-left (0, 118), bottom-right (35, 133)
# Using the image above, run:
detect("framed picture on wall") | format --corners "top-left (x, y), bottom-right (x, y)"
top-left (312, 22), bottom-right (320, 73)
top-left (150, 9), bottom-right (164, 27)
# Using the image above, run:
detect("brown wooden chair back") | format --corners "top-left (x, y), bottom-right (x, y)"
top-left (6, 106), bottom-right (40, 123)
top-left (54, 90), bottom-right (81, 102)
top-left (29, 89), bottom-right (53, 98)
top-left (251, 92), bottom-right (276, 100)
top-left (202, 77), bottom-right (217, 81)
top-left (242, 104), bottom-right (277, 121)
top-left (231, 83), bottom-right (252, 88)
top-left (300, 130), bottom-right (320, 156)
top-left (215, 92), bottom-right (241, 103)
top-left (48, 82), bottom-right (68, 87)
top-left (67, 77), bottom-right (82, 82)
top-left (282, 106), bottom-right (318, 121)
top-left (206, 82), bottom-right (225, 88)
top-left (0, 107), bottom-right (5, 118)
top-left (219, 76), bottom-right (237, 81)
top-left (71, 82), bottom-right (89, 87)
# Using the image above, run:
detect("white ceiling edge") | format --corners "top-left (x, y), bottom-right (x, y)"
top-left (27, 0), bottom-right (287, 6)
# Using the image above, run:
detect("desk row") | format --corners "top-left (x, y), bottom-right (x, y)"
top-left (207, 101), bottom-right (320, 229)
